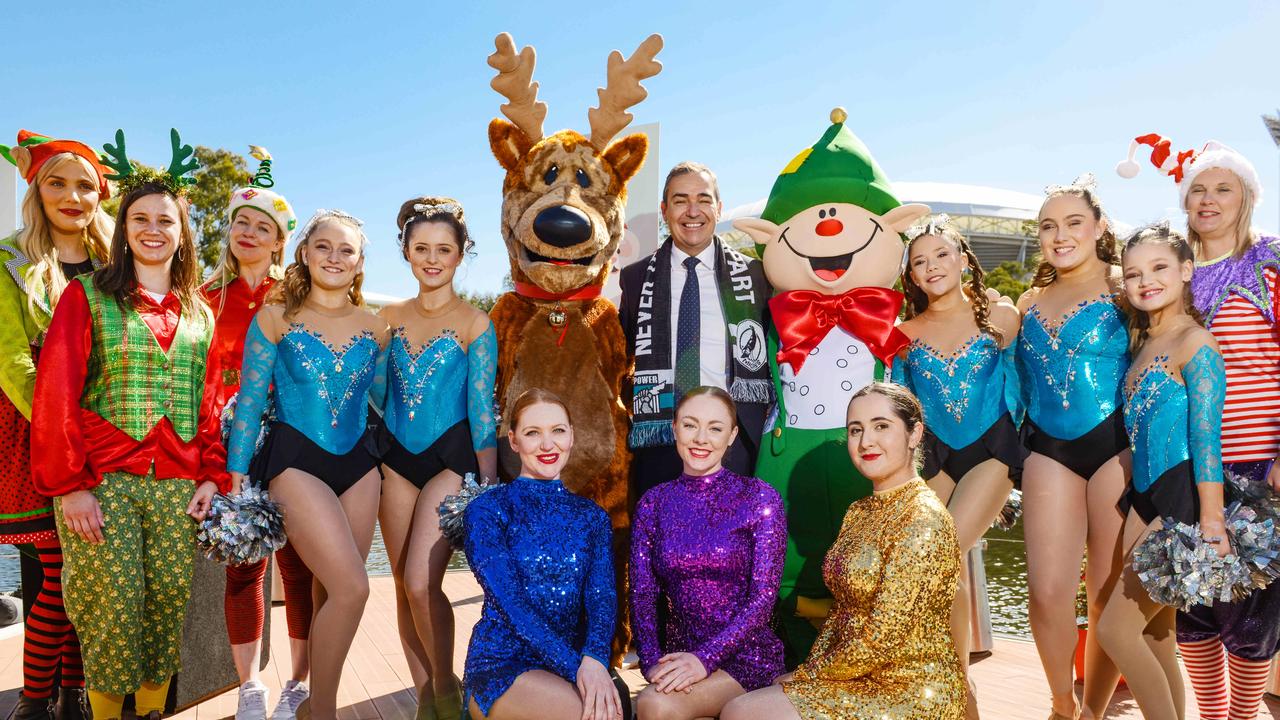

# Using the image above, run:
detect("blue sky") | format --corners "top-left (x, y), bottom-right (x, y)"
top-left (5, 0), bottom-right (1278, 296)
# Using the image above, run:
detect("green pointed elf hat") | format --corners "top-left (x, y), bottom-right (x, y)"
top-left (760, 108), bottom-right (902, 227)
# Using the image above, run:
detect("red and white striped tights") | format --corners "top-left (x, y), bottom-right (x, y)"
top-left (1178, 637), bottom-right (1272, 720)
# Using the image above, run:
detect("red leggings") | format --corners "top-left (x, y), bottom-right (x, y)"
top-left (23, 537), bottom-right (83, 699)
top-left (224, 542), bottom-right (313, 644)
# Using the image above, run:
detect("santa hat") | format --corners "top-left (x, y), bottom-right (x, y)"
top-left (1116, 133), bottom-right (1261, 208)
top-left (227, 146), bottom-right (297, 241)
top-left (0, 129), bottom-right (112, 197)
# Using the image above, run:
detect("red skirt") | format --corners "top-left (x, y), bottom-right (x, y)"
top-left (0, 390), bottom-right (56, 543)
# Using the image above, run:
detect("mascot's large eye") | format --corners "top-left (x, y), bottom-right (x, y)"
top-left (576, 168), bottom-right (591, 188)
top-left (544, 165), bottom-right (559, 185)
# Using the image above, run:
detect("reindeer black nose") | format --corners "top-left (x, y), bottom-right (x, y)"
top-left (533, 205), bottom-right (592, 248)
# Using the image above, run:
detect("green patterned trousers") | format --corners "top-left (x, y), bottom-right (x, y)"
top-left (55, 471), bottom-right (196, 696)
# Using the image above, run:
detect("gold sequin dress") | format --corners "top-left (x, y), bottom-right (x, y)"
top-left (783, 478), bottom-right (965, 719)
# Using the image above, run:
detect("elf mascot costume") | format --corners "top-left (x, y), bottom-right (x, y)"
top-left (735, 109), bottom-right (929, 664)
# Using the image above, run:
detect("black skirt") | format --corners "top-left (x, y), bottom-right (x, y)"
top-left (380, 419), bottom-right (479, 489)
top-left (922, 413), bottom-right (1026, 487)
top-left (250, 421), bottom-right (380, 497)
top-left (1119, 461), bottom-right (1200, 525)
top-left (1023, 407), bottom-right (1130, 480)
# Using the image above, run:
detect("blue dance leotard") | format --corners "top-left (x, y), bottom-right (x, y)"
top-left (1122, 345), bottom-right (1225, 523)
top-left (894, 334), bottom-right (1020, 450)
top-left (1017, 295), bottom-right (1130, 441)
top-left (382, 323), bottom-right (497, 455)
top-left (463, 476), bottom-right (615, 715)
top-left (228, 319), bottom-right (384, 474)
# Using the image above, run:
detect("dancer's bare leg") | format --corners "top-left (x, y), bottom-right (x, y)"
top-left (931, 459), bottom-right (1016, 719)
top-left (1082, 454), bottom-right (1128, 718)
top-left (720, 685), bottom-right (801, 720)
top-left (1095, 511), bottom-right (1183, 720)
top-left (380, 466), bottom-right (432, 691)
top-left (403, 468), bottom-right (464, 698)
top-left (634, 669), bottom-right (745, 720)
top-left (1023, 453), bottom-right (1089, 719)
top-left (271, 468), bottom-right (380, 720)
top-left (468, 670), bottom-right (586, 720)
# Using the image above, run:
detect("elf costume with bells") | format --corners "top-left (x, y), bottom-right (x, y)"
top-left (735, 109), bottom-right (929, 664)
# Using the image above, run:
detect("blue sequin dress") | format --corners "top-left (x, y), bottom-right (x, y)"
top-left (1016, 295), bottom-right (1131, 478)
top-left (228, 319), bottom-right (385, 494)
top-left (1121, 345), bottom-right (1226, 524)
top-left (463, 476), bottom-right (615, 715)
top-left (893, 333), bottom-right (1025, 482)
top-left (380, 324), bottom-right (497, 487)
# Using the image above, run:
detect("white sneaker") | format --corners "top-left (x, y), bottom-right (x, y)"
top-left (271, 681), bottom-right (311, 720)
top-left (236, 680), bottom-right (270, 720)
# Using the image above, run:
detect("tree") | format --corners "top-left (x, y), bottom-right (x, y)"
top-left (188, 147), bottom-right (252, 271)
top-left (984, 260), bottom-right (1032, 301)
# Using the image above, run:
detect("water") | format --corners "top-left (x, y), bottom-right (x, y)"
top-left (982, 520), bottom-right (1030, 637)
top-left (2, 522), bottom-right (1034, 639)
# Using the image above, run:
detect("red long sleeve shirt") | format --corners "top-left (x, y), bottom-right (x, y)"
top-left (31, 281), bottom-right (231, 496)
top-left (202, 275), bottom-right (276, 408)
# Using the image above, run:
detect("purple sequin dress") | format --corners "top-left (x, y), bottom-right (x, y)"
top-left (630, 467), bottom-right (786, 691)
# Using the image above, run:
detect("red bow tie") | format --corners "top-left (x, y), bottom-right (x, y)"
top-left (770, 288), bottom-right (909, 372)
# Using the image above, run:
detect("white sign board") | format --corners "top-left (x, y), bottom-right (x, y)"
top-left (605, 122), bottom-right (660, 304)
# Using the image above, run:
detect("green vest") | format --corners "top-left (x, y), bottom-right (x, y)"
top-left (78, 277), bottom-right (211, 442)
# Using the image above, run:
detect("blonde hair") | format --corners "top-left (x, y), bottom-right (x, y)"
top-left (1186, 172), bottom-right (1258, 260)
top-left (15, 154), bottom-right (112, 320)
top-left (205, 206), bottom-right (287, 315)
top-left (268, 211), bottom-right (367, 319)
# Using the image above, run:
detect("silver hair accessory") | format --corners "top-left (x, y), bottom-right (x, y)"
top-left (413, 201), bottom-right (462, 217)
top-left (1044, 172), bottom-right (1098, 196)
top-left (293, 208), bottom-right (369, 250)
top-left (905, 213), bottom-right (954, 242)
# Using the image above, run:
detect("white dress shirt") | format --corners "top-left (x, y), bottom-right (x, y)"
top-left (670, 243), bottom-right (728, 390)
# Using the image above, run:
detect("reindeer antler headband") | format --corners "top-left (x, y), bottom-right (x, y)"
top-left (488, 32), bottom-right (663, 150)
top-left (100, 128), bottom-right (200, 197)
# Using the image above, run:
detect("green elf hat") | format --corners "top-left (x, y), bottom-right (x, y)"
top-left (760, 108), bottom-right (902, 228)
top-left (227, 146), bottom-right (297, 241)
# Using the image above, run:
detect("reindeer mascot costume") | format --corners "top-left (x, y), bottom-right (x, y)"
top-left (485, 33), bottom-right (662, 658)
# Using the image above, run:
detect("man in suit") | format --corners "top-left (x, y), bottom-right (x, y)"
top-left (618, 162), bottom-right (772, 496)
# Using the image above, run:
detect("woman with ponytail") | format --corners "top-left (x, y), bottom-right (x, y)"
top-left (0, 129), bottom-right (111, 720)
top-left (202, 150), bottom-right (314, 720)
top-left (1015, 176), bottom-right (1130, 720)
top-left (892, 216), bottom-right (1022, 718)
top-left (226, 209), bottom-right (388, 720)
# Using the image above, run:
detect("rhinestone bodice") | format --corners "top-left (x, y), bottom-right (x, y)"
top-left (898, 334), bottom-right (1008, 449)
top-left (1016, 295), bottom-right (1129, 440)
top-left (382, 323), bottom-right (498, 456)
top-left (226, 320), bottom-right (381, 473)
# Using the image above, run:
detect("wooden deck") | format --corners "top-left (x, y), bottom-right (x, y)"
top-left (0, 571), bottom-right (1275, 719)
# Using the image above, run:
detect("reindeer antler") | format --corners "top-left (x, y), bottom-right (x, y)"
top-left (488, 33), bottom-right (547, 144)
top-left (588, 34), bottom-right (663, 150)
top-left (167, 128), bottom-right (199, 187)
top-left (100, 128), bottom-right (133, 181)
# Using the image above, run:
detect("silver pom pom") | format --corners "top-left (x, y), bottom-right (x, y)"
top-left (992, 489), bottom-right (1022, 531)
top-left (220, 391), bottom-right (276, 452)
top-left (1131, 471), bottom-right (1280, 611)
top-left (195, 485), bottom-right (288, 565)
top-left (438, 473), bottom-right (496, 550)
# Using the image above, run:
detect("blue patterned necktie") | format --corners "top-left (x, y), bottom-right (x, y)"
top-left (675, 255), bottom-right (701, 399)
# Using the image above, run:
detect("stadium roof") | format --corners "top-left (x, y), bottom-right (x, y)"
top-left (719, 181), bottom-right (1042, 230)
